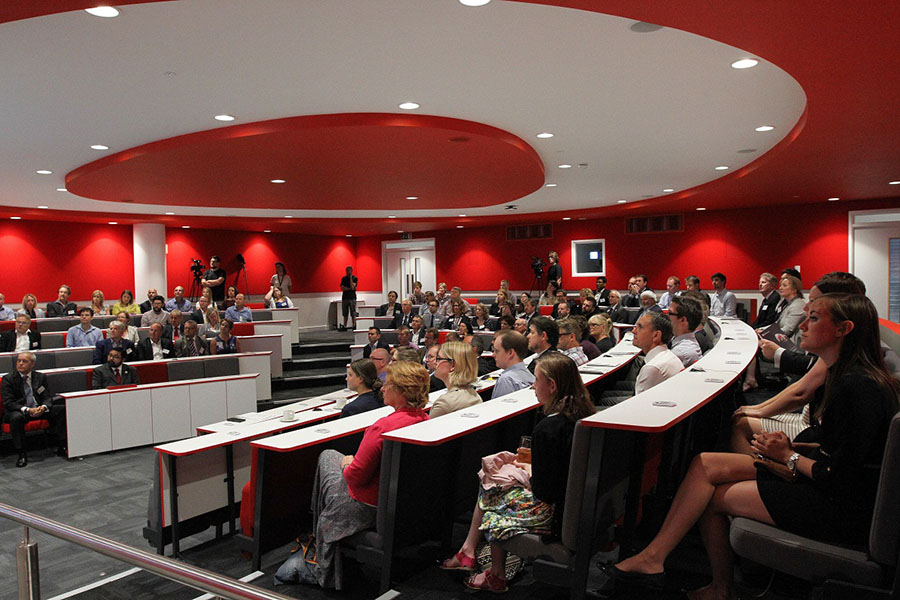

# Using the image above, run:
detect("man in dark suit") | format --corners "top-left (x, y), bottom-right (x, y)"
top-left (608, 290), bottom-right (630, 323)
top-left (594, 276), bottom-right (611, 308)
top-left (93, 321), bottom-right (137, 364)
top-left (46, 284), bottom-right (78, 317)
top-left (751, 272), bottom-right (781, 328)
top-left (0, 313), bottom-right (41, 353)
top-left (174, 320), bottom-right (210, 357)
top-left (1, 351), bottom-right (66, 467)
top-left (138, 287), bottom-right (158, 314)
top-left (92, 347), bottom-right (140, 389)
top-left (392, 299), bottom-right (415, 329)
top-left (137, 322), bottom-right (176, 361)
top-left (362, 327), bottom-right (389, 358)
top-left (375, 290), bottom-right (401, 318)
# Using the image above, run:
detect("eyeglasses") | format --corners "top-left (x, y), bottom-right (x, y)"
top-left (668, 311), bottom-right (682, 318)
top-left (434, 356), bottom-right (454, 364)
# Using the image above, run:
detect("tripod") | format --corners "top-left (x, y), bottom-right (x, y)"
top-left (233, 263), bottom-right (250, 296)
top-left (188, 275), bottom-right (203, 302)
top-left (529, 272), bottom-right (544, 298)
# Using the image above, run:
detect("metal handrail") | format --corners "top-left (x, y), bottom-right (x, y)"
top-left (0, 502), bottom-right (294, 600)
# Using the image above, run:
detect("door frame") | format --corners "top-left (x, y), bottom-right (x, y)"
top-left (381, 238), bottom-right (436, 298)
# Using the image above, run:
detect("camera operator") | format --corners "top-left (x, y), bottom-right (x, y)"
top-left (202, 255), bottom-right (226, 303)
top-left (546, 251), bottom-right (562, 289)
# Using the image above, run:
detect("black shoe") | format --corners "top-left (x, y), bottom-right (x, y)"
top-left (57, 446), bottom-right (68, 458)
top-left (16, 454), bottom-right (27, 468)
top-left (592, 564), bottom-right (665, 597)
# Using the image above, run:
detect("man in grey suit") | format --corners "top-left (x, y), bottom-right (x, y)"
top-left (174, 320), bottom-right (209, 358)
top-left (92, 348), bottom-right (140, 389)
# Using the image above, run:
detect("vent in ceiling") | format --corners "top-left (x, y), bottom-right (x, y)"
top-left (626, 214), bottom-right (683, 234)
top-left (507, 223), bottom-right (553, 241)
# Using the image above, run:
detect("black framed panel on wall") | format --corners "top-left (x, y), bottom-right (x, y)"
top-left (571, 239), bottom-right (606, 277)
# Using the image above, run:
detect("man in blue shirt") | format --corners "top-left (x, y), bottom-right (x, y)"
top-left (490, 330), bottom-right (535, 400)
top-left (164, 285), bottom-right (193, 313)
top-left (224, 293), bottom-right (253, 322)
top-left (0, 293), bottom-right (17, 321)
top-left (66, 307), bottom-right (103, 348)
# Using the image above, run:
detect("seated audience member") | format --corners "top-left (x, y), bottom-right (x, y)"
top-left (571, 288), bottom-right (591, 315)
top-left (441, 286), bottom-right (469, 318)
top-left (394, 325), bottom-right (416, 350)
top-left (83, 290), bottom-right (108, 316)
top-left (752, 272), bottom-right (781, 328)
top-left (588, 313), bottom-right (615, 353)
top-left (110, 289), bottom-right (139, 315)
top-left (498, 315), bottom-right (515, 331)
top-left (410, 315), bottom-right (425, 346)
top-left (46, 284), bottom-right (78, 317)
top-left (420, 299), bottom-right (442, 329)
top-left (781, 266), bottom-right (802, 281)
top-left (191, 295), bottom-right (213, 326)
top-left (164, 310), bottom-right (184, 341)
top-left (441, 352), bottom-right (595, 591)
top-left (116, 311), bottom-right (140, 345)
top-left (92, 347), bottom-right (139, 389)
top-left (421, 327), bottom-right (439, 351)
top-left (490, 330), bottom-right (535, 399)
top-left (138, 322), bottom-right (174, 361)
top-left (284, 361), bottom-right (428, 589)
top-left (470, 336), bottom-right (495, 376)
top-left (658, 276), bottom-right (680, 310)
top-left (443, 299), bottom-right (471, 331)
top-left (138, 288), bottom-right (158, 314)
top-left (424, 343), bottom-right (446, 392)
top-left (667, 295), bottom-right (703, 367)
top-left (363, 327), bottom-right (389, 358)
top-left (742, 275), bottom-right (806, 391)
top-left (471, 303), bottom-right (495, 331)
top-left (594, 276), bottom-right (611, 307)
top-left (224, 293), bottom-right (253, 322)
top-left (556, 318), bottom-right (589, 366)
top-left (434, 281), bottom-right (449, 310)
top-left (515, 292), bottom-right (531, 317)
top-left (66, 307), bottom-right (103, 348)
top-left (526, 316), bottom-right (559, 373)
top-left (0, 293), bottom-right (16, 321)
top-left (265, 285), bottom-right (294, 308)
top-left (430, 341), bottom-right (481, 417)
top-left (210, 318), bottom-right (237, 354)
top-left (581, 295), bottom-right (599, 319)
top-left (636, 290), bottom-right (662, 322)
top-left (539, 282), bottom-right (557, 306)
top-left (622, 275), bottom-right (642, 307)
top-left (608, 290), bottom-right (629, 323)
top-left (222, 285), bottom-right (238, 310)
top-left (520, 298), bottom-right (539, 324)
top-left (174, 320), bottom-right (210, 357)
top-left (195, 287), bottom-right (217, 311)
top-left (457, 321), bottom-right (475, 344)
top-left (596, 293), bottom-right (900, 600)
top-left (684, 274), bottom-right (702, 293)
top-left (570, 315), bottom-right (601, 360)
top-left (2, 351), bottom-right (67, 467)
top-left (0, 314), bottom-right (41, 352)
top-left (408, 280), bottom-right (426, 305)
top-left (632, 312), bottom-right (682, 395)
top-left (423, 290), bottom-right (436, 306)
top-left (499, 302), bottom-right (516, 320)
top-left (514, 318), bottom-right (529, 334)
top-left (444, 332), bottom-right (462, 343)
top-left (165, 285), bottom-right (193, 313)
top-left (681, 290), bottom-right (715, 354)
top-left (376, 290), bottom-right (401, 318)
top-left (392, 347), bottom-right (421, 365)
top-left (392, 299), bottom-right (415, 328)
top-left (489, 289), bottom-right (511, 317)
top-left (341, 358), bottom-right (384, 418)
top-left (709, 272), bottom-right (737, 317)
top-left (141, 295), bottom-right (170, 328)
top-left (93, 321), bottom-right (136, 364)
top-left (551, 292), bottom-right (571, 319)
top-left (203, 306), bottom-right (221, 336)
top-left (270, 261), bottom-right (292, 294)
top-left (370, 348), bottom-right (390, 381)
top-left (18, 293), bottom-right (45, 319)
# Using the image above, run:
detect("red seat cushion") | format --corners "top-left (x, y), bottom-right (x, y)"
top-left (240, 448), bottom-right (260, 536)
top-left (134, 362), bottom-right (170, 385)
top-left (2, 420), bottom-right (50, 434)
top-left (246, 302), bottom-right (266, 309)
top-left (539, 305), bottom-right (554, 315)
top-left (231, 322), bottom-right (255, 336)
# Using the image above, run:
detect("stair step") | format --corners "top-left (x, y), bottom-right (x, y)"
top-left (286, 356), bottom-right (349, 370)
top-left (293, 341), bottom-right (350, 356)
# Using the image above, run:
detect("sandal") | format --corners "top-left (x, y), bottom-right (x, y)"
top-left (440, 551), bottom-right (477, 572)
top-left (464, 571), bottom-right (508, 593)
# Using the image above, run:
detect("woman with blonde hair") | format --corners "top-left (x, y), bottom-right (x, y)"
top-left (18, 293), bottom-right (45, 319)
top-left (588, 312), bottom-right (615, 352)
top-left (430, 341), bottom-right (480, 417)
top-left (90, 289), bottom-right (110, 315)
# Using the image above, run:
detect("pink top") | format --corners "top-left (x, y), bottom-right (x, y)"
top-left (343, 406), bottom-right (429, 506)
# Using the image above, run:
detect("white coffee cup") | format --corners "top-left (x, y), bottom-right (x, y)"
top-left (283, 409), bottom-right (296, 421)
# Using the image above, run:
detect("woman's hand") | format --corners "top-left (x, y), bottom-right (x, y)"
top-left (733, 405), bottom-right (762, 419)
top-left (340, 454), bottom-right (354, 470)
top-left (750, 431), bottom-right (793, 463)
top-left (512, 461), bottom-right (532, 477)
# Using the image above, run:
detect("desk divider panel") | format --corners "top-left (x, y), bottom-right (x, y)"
top-left (226, 377), bottom-right (257, 416)
top-left (66, 393), bottom-right (112, 457)
top-left (111, 389), bottom-right (154, 450)
top-left (189, 381), bottom-right (229, 431)
top-left (238, 353), bottom-right (272, 400)
top-left (204, 355), bottom-right (240, 378)
top-left (167, 360), bottom-right (205, 382)
top-left (152, 385), bottom-right (192, 442)
top-left (253, 321), bottom-right (291, 360)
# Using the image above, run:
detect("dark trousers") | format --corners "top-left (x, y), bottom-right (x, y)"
top-left (4, 405), bottom-right (67, 451)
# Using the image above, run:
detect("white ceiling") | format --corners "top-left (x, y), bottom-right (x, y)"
top-left (0, 0), bottom-right (806, 219)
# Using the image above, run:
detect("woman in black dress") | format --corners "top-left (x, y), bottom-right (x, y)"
top-left (597, 294), bottom-right (899, 600)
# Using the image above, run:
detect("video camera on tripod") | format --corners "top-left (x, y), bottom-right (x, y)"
top-left (189, 258), bottom-right (206, 282)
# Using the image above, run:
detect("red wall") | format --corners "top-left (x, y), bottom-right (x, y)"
top-left (0, 221), bottom-right (134, 302)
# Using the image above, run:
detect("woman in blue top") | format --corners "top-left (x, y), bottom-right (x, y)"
top-left (341, 358), bottom-right (383, 417)
top-left (210, 318), bottom-right (238, 354)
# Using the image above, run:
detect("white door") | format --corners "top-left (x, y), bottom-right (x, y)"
top-left (850, 210), bottom-right (900, 320)
top-left (383, 240), bottom-right (436, 299)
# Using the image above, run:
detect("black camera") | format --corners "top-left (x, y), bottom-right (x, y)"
top-left (530, 256), bottom-right (546, 277)
top-left (190, 259), bottom-right (206, 280)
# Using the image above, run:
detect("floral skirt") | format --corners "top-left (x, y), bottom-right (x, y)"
top-left (477, 485), bottom-right (554, 543)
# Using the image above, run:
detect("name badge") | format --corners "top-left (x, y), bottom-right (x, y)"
top-left (125, 348), bottom-right (133, 354)
top-left (162, 348), bottom-right (170, 355)
top-left (31, 341), bottom-right (38, 348)
top-left (36, 386), bottom-right (45, 394)
top-left (67, 310), bottom-right (75, 315)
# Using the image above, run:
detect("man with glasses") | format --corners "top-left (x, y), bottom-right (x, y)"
top-left (556, 318), bottom-right (589, 366)
top-left (421, 300), bottom-right (442, 329)
top-left (0, 314), bottom-right (41, 352)
top-left (667, 296), bottom-right (703, 367)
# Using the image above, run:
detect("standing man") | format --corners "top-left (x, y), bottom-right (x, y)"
top-left (165, 285), bottom-right (193, 313)
top-left (92, 348), bottom-right (140, 388)
top-left (202, 255), bottom-right (227, 303)
top-left (658, 276), bottom-right (680, 310)
top-left (594, 276), bottom-right (611, 307)
top-left (225, 293), bottom-right (253, 322)
top-left (709, 272), bottom-right (737, 317)
top-left (2, 352), bottom-right (67, 466)
top-left (752, 272), bottom-right (781, 328)
top-left (0, 293), bottom-right (16, 321)
top-left (339, 265), bottom-right (358, 331)
top-left (66, 307), bottom-right (103, 348)
top-left (46, 284), bottom-right (78, 317)
top-left (526, 316), bottom-right (558, 373)
top-left (491, 330), bottom-right (534, 399)
top-left (139, 288), bottom-right (158, 314)
top-left (547, 251), bottom-right (563, 289)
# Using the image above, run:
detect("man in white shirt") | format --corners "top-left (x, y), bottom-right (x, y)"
top-left (658, 276), bottom-right (680, 310)
top-left (491, 330), bottom-right (535, 399)
top-left (556, 318), bottom-right (589, 366)
top-left (667, 296), bottom-right (703, 367)
top-left (0, 293), bottom-right (16, 321)
top-left (137, 322), bottom-right (175, 361)
top-left (632, 312), bottom-right (683, 396)
top-left (709, 272), bottom-right (737, 317)
top-left (0, 314), bottom-right (41, 352)
top-left (66, 307), bottom-right (103, 348)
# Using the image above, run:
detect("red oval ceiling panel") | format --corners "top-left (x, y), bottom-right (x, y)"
top-left (66, 113), bottom-right (545, 210)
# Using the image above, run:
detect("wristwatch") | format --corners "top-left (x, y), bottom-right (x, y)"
top-left (786, 452), bottom-right (801, 476)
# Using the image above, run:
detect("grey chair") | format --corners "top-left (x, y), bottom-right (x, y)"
top-left (167, 360), bottom-right (205, 382)
top-left (45, 370), bottom-right (90, 394)
top-left (33, 352), bottom-right (56, 371)
top-left (42, 333), bottom-right (66, 349)
top-left (251, 309), bottom-right (272, 322)
top-left (0, 354), bottom-right (14, 376)
top-left (55, 348), bottom-right (94, 368)
top-left (203, 356), bottom-right (239, 378)
top-left (730, 412), bottom-right (900, 598)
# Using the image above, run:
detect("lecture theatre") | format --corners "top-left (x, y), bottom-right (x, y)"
top-left (1, 2), bottom-right (899, 599)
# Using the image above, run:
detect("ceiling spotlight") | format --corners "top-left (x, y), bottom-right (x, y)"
top-left (663, 188), bottom-right (675, 193)
top-left (456, 225), bottom-right (464, 229)
top-left (388, 215), bottom-right (397, 219)
top-left (696, 207), bottom-right (707, 211)
top-left (460, 0), bottom-right (491, 5)
top-left (458, 214), bottom-right (467, 217)
top-left (397, 230), bottom-right (405, 233)
top-left (285, 215), bottom-right (294, 218)
top-left (731, 58), bottom-right (759, 69)
top-left (406, 196), bottom-right (418, 200)
top-left (56, 188), bottom-right (67, 192)
top-left (346, 234), bottom-right (352, 237)
top-left (182, 225), bottom-right (190, 229)
top-left (10, 216), bottom-right (22, 220)
top-left (91, 144), bottom-right (109, 150)
top-left (108, 221), bottom-right (118, 225)
top-left (755, 125), bottom-right (775, 132)
top-left (536, 132), bottom-right (554, 139)
top-left (37, 205), bottom-right (48, 209)
top-left (545, 183), bottom-right (557, 188)
top-left (562, 217), bottom-right (571, 221)
top-left (264, 229), bottom-right (271, 233)
top-left (617, 200), bottom-right (627, 204)
top-left (165, 212), bottom-right (175, 215)
top-left (558, 164), bottom-right (572, 169)
top-left (270, 179), bottom-right (286, 184)
top-left (828, 197), bottom-right (840, 202)
top-left (36, 170), bottom-right (53, 175)
top-left (214, 114), bottom-right (235, 121)
top-left (890, 181), bottom-right (900, 185)
top-left (714, 165), bottom-right (729, 171)
top-left (85, 6), bottom-right (119, 17)
top-left (398, 102), bottom-right (420, 110)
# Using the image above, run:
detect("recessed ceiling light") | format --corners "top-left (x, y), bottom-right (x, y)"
top-left (91, 144), bottom-right (109, 150)
top-left (165, 211), bottom-right (175, 215)
top-left (264, 229), bottom-right (271, 233)
top-left (460, 0), bottom-right (491, 6)
top-left (406, 196), bottom-right (418, 200)
top-left (398, 102), bottom-right (420, 110)
top-left (715, 165), bottom-right (729, 171)
top-left (346, 234), bottom-right (352, 237)
top-left (558, 164), bottom-right (572, 169)
top-left (108, 221), bottom-right (118, 225)
top-left (397, 230), bottom-right (405, 233)
top-left (36, 170), bottom-right (52, 175)
top-left (889, 181), bottom-right (900, 185)
top-left (85, 6), bottom-right (119, 17)
top-left (270, 179), bottom-right (286, 184)
top-left (755, 125), bottom-right (775, 132)
top-left (562, 217), bottom-right (571, 221)
top-left (214, 114), bottom-right (235, 122)
top-left (731, 58), bottom-right (759, 69)
top-left (536, 132), bottom-right (554, 139)
top-left (388, 215), bottom-right (396, 219)
top-left (696, 207), bottom-right (707, 211)
top-left (56, 187), bottom-right (67, 192)
top-left (182, 225), bottom-right (190, 229)
top-left (578, 217), bottom-right (587, 221)
top-left (828, 197), bottom-right (840, 202)
top-left (285, 215), bottom-right (293, 218)
top-left (10, 216), bottom-right (21, 220)
top-left (663, 188), bottom-right (675, 193)
top-left (456, 225), bottom-right (464, 229)
top-left (545, 183), bottom-right (557, 188)
top-left (458, 214), bottom-right (467, 217)
top-left (37, 205), bottom-right (48, 209)
top-left (617, 200), bottom-right (627, 204)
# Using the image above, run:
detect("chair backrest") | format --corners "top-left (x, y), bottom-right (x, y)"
top-left (42, 333), bottom-right (66, 349)
top-left (560, 422), bottom-right (591, 549)
top-left (167, 360), bottom-right (205, 382)
top-left (54, 348), bottom-right (94, 368)
top-left (0, 355), bottom-right (14, 376)
top-left (33, 352), bottom-right (56, 371)
top-left (45, 370), bottom-right (91, 394)
top-left (204, 356), bottom-right (239, 378)
top-left (869, 412), bottom-right (900, 565)
top-left (252, 309), bottom-right (272, 322)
